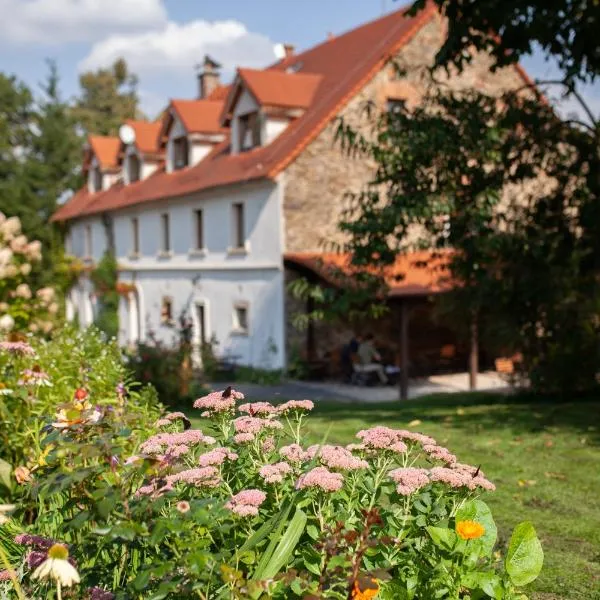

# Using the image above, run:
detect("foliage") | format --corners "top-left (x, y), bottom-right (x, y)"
top-left (90, 251), bottom-right (120, 339)
top-left (0, 214), bottom-right (58, 335)
top-left (0, 380), bottom-right (543, 599)
top-left (407, 0), bottom-right (600, 85)
top-left (0, 62), bottom-right (80, 293)
top-left (124, 315), bottom-right (207, 407)
top-left (72, 58), bottom-right (141, 136)
top-left (0, 326), bottom-right (160, 475)
top-left (334, 67), bottom-right (600, 392)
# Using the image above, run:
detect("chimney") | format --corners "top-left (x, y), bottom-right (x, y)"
top-left (327, 32), bottom-right (335, 41)
top-left (197, 55), bottom-right (221, 99)
top-left (283, 43), bottom-right (295, 58)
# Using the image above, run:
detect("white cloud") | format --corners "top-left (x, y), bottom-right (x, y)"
top-left (0, 0), bottom-right (167, 44)
top-left (79, 19), bottom-right (276, 76)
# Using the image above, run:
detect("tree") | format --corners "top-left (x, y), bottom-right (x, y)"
top-left (73, 58), bottom-right (140, 135)
top-left (407, 0), bottom-right (600, 85)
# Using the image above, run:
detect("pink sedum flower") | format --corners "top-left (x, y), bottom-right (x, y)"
top-left (176, 501), bottom-right (191, 513)
top-left (296, 466), bottom-right (344, 493)
top-left (167, 466), bottom-right (221, 487)
top-left (429, 466), bottom-right (495, 491)
top-left (308, 445), bottom-right (369, 471)
top-left (259, 462), bottom-right (292, 483)
top-left (233, 416), bottom-right (283, 434)
top-left (423, 444), bottom-right (457, 465)
top-left (193, 388), bottom-right (244, 415)
top-left (226, 489), bottom-right (267, 517)
top-left (233, 433), bottom-right (255, 444)
top-left (279, 444), bottom-right (309, 463)
top-left (140, 430), bottom-right (215, 454)
top-left (238, 402), bottom-right (277, 416)
top-left (198, 447), bottom-right (238, 467)
top-left (389, 467), bottom-right (430, 495)
top-left (277, 399), bottom-right (314, 414)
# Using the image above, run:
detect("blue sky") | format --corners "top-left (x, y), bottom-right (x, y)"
top-left (0, 0), bottom-right (597, 120)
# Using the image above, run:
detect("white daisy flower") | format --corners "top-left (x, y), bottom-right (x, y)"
top-left (32, 544), bottom-right (80, 591)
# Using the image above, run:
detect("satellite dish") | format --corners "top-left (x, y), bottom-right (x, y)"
top-left (119, 124), bottom-right (136, 145)
top-left (273, 43), bottom-right (286, 60)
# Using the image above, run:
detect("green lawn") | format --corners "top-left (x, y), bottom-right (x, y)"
top-left (189, 392), bottom-right (600, 599)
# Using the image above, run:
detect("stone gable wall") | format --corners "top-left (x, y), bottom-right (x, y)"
top-left (283, 14), bottom-right (532, 253)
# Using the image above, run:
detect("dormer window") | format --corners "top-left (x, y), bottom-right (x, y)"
top-left (92, 167), bottom-right (103, 192)
top-left (173, 136), bottom-right (189, 170)
top-left (239, 112), bottom-right (261, 151)
top-left (128, 154), bottom-right (141, 183)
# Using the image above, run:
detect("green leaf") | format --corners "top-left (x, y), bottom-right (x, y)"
top-left (462, 572), bottom-right (503, 599)
top-left (253, 508), bottom-right (307, 581)
top-left (0, 458), bottom-right (12, 491)
top-left (427, 526), bottom-right (457, 550)
top-left (505, 522), bottom-right (544, 586)
top-left (239, 500), bottom-right (291, 554)
top-left (455, 499), bottom-right (498, 556)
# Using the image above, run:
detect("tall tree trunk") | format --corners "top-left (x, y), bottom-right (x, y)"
top-left (399, 300), bottom-right (409, 400)
top-left (469, 314), bottom-right (478, 390)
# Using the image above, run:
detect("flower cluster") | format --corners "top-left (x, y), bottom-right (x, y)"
top-left (389, 467), bottom-right (430, 495)
top-left (140, 430), bottom-right (216, 455)
top-left (308, 445), bottom-right (369, 471)
top-left (276, 399), bottom-right (314, 414)
top-left (193, 388), bottom-right (244, 416)
top-left (296, 466), bottom-right (344, 492)
top-left (238, 402), bottom-right (277, 416)
top-left (198, 447), bottom-right (239, 467)
top-left (0, 340), bottom-right (35, 356)
top-left (259, 461), bottom-right (293, 483)
top-left (225, 489), bottom-right (267, 517)
top-left (167, 466), bottom-right (221, 488)
top-left (155, 411), bottom-right (191, 428)
top-left (279, 443), bottom-right (310, 463)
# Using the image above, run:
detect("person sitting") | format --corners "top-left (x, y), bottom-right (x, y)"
top-left (356, 333), bottom-right (388, 384)
top-left (341, 334), bottom-right (362, 382)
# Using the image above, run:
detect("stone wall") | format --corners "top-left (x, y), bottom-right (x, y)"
top-left (283, 14), bottom-right (534, 253)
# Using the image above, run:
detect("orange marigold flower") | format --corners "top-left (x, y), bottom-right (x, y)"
top-left (456, 520), bottom-right (485, 540)
top-left (352, 577), bottom-right (379, 599)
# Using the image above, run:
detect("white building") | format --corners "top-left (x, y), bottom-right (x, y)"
top-left (54, 5), bottom-right (534, 370)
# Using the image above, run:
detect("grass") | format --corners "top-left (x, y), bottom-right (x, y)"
top-left (189, 391), bottom-right (600, 599)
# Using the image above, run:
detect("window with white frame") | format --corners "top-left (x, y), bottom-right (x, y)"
top-left (92, 167), bottom-right (103, 192)
top-left (161, 297), bottom-right (174, 326)
top-left (129, 154), bottom-right (141, 183)
top-left (233, 303), bottom-right (249, 334)
top-left (84, 225), bottom-right (92, 258)
top-left (231, 203), bottom-right (245, 249)
top-left (194, 209), bottom-right (204, 250)
top-left (131, 217), bottom-right (140, 255)
top-left (238, 112), bottom-right (261, 151)
top-left (160, 213), bottom-right (171, 253)
top-left (173, 136), bottom-right (189, 170)
top-left (387, 98), bottom-right (406, 114)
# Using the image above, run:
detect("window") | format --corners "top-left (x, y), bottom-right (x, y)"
top-left (92, 167), bottom-right (103, 192)
top-left (161, 297), bottom-right (174, 326)
top-left (160, 213), bottom-right (170, 253)
top-left (233, 303), bottom-right (248, 334)
top-left (84, 225), bottom-right (92, 257)
top-left (173, 136), bottom-right (189, 170)
top-left (238, 112), bottom-right (261, 151)
top-left (194, 209), bottom-right (204, 250)
top-left (387, 98), bottom-right (406, 114)
top-left (129, 154), bottom-right (141, 183)
top-left (231, 203), bottom-right (245, 249)
top-left (131, 217), bottom-right (140, 255)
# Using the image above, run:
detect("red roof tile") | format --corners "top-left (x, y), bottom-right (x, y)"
top-left (207, 85), bottom-right (231, 101)
top-left (284, 251), bottom-right (453, 297)
top-left (87, 135), bottom-right (120, 170)
top-left (171, 99), bottom-right (227, 134)
top-left (126, 120), bottom-right (162, 155)
top-left (55, 2), bottom-right (534, 221)
top-left (237, 68), bottom-right (323, 110)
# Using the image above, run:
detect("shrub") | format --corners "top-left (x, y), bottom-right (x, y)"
top-left (0, 214), bottom-right (58, 336)
top-left (0, 381), bottom-right (543, 599)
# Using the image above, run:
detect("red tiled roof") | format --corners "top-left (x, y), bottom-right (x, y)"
top-left (55, 2), bottom-right (535, 221)
top-left (170, 99), bottom-right (226, 134)
top-left (87, 135), bottom-right (120, 170)
top-left (207, 85), bottom-right (231, 101)
top-left (284, 251), bottom-right (453, 297)
top-left (237, 68), bottom-right (323, 110)
top-left (126, 120), bottom-right (162, 155)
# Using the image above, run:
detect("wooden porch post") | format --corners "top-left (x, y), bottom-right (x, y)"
top-left (469, 313), bottom-right (478, 390)
top-left (307, 295), bottom-right (316, 361)
top-left (399, 300), bottom-right (409, 401)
